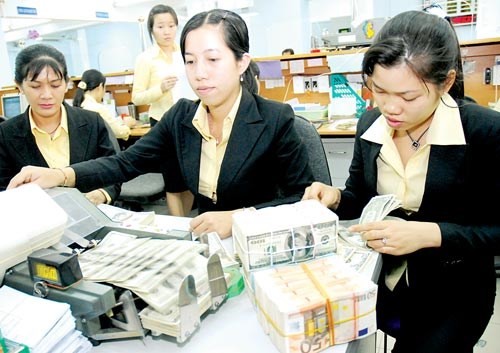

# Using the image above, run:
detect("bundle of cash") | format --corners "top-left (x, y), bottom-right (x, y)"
top-left (232, 200), bottom-right (338, 272)
top-left (78, 231), bottom-right (213, 337)
top-left (249, 256), bottom-right (377, 353)
top-left (139, 291), bottom-right (213, 338)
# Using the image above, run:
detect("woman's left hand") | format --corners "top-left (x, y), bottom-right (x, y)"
top-left (349, 220), bottom-right (442, 256)
top-left (190, 211), bottom-right (234, 239)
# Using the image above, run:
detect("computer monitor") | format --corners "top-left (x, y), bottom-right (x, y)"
top-left (1, 93), bottom-right (29, 119)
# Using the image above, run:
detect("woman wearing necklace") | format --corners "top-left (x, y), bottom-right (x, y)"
top-left (303, 11), bottom-right (500, 353)
top-left (0, 44), bottom-right (120, 205)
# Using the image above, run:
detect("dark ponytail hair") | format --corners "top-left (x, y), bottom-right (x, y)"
top-left (180, 9), bottom-right (256, 94)
top-left (73, 69), bottom-right (106, 107)
top-left (362, 10), bottom-right (464, 100)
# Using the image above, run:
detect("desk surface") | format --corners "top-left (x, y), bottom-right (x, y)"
top-left (129, 126), bottom-right (151, 137)
top-left (90, 215), bottom-right (379, 353)
top-left (127, 122), bottom-right (356, 138)
top-left (91, 287), bottom-right (359, 353)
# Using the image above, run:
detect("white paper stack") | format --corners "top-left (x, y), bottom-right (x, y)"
top-left (0, 285), bottom-right (92, 353)
top-left (0, 184), bottom-right (67, 283)
top-left (249, 256), bottom-right (377, 353)
top-left (233, 200), bottom-right (338, 272)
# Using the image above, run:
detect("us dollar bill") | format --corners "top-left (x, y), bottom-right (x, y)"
top-left (233, 200), bottom-right (338, 272)
top-left (360, 194), bottom-right (402, 224)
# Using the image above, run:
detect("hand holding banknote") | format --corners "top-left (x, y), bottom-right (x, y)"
top-left (351, 219), bottom-right (442, 256)
top-left (337, 195), bottom-right (402, 251)
top-left (349, 195), bottom-right (441, 255)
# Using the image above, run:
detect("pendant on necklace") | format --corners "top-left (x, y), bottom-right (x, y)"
top-left (406, 126), bottom-right (430, 151)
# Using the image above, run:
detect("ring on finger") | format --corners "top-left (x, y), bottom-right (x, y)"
top-left (381, 237), bottom-right (387, 246)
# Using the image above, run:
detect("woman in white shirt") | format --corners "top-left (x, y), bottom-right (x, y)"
top-left (73, 69), bottom-right (134, 140)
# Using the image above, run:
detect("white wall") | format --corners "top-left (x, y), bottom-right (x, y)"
top-left (250, 0), bottom-right (310, 57)
top-left (0, 18), bottom-right (13, 88)
top-left (1, 0), bottom-right (497, 82)
top-left (476, 0), bottom-right (500, 39)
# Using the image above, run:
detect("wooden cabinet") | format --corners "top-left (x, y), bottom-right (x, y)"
top-left (65, 72), bottom-right (149, 115)
top-left (255, 38), bottom-right (500, 109)
top-left (460, 38), bottom-right (500, 106)
top-left (254, 53), bottom-right (333, 105)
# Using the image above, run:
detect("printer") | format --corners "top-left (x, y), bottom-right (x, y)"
top-left (321, 16), bottom-right (388, 49)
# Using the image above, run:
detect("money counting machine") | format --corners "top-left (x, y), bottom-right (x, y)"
top-left (1, 185), bottom-right (228, 345)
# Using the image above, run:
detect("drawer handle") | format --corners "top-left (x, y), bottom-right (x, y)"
top-left (328, 151), bottom-right (347, 154)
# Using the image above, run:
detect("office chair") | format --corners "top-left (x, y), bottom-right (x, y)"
top-left (104, 121), bottom-right (165, 211)
top-left (294, 115), bottom-right (332, 186)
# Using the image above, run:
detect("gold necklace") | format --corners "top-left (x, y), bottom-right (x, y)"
top-left (406, 126), bottom-right (430, 150)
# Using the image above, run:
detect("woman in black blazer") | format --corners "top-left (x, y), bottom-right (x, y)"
top-left (7, 10), bottom-right (313, 238)
top-left (304, 11), bottom-right (500, 353)
top-left (0, 44), bottom-right (120, 204)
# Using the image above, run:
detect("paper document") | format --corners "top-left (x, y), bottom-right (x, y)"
top-left (0, 286), bottom-right (91, 353)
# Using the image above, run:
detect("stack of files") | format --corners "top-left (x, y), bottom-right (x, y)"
top-left (248, 256), bottom-right (377, 353)
top-left (77, 231), bottom-right (212, 337)
top-left (233, 200), bottom-right (338, 272)
top-left (0, 184), bottom-right (67, 283)
top-left (0, 286), bottom-right (92, 353)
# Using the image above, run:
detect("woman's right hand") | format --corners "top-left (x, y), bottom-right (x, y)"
top-left (7, 166), bottom-right (67, 190)
top-left (302, 181), bottom-right (341, 209)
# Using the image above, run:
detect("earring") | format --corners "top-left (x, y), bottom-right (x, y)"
top-left (240, 75), bottom-right (243, 82)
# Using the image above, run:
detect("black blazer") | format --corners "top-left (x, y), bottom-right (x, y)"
top-left (72, 89), bottom-right (314, 213)
top-left (0, 103), bottom-right (121, 201)
top-left (336, 100), bottom-right (500, 304)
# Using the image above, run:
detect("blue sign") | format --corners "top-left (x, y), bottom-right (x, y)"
top-left (95, 11), bottom-right (109, 19)
top-left (17, 6), bottom-right (38, 15)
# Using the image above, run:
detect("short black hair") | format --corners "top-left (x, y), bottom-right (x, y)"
top-left (14, 43), bottom-right (69, 85)
top-left (147, 4), bottom-right (178, 43)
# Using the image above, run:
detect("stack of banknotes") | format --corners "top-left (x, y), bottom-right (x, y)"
top-left (233, 200), bottom-right (339, 272)
top-left (337, 194), bottom-right (402, 249)
top-left (78, 231), bottom-right (211, 337)
top-left (360, 194), bottom-right (402, 224)
top-left (249, 256), bottom-right (377, 353)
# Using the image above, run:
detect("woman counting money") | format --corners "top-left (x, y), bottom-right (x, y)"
top-left (303, 10), bottom-right (500, 353)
